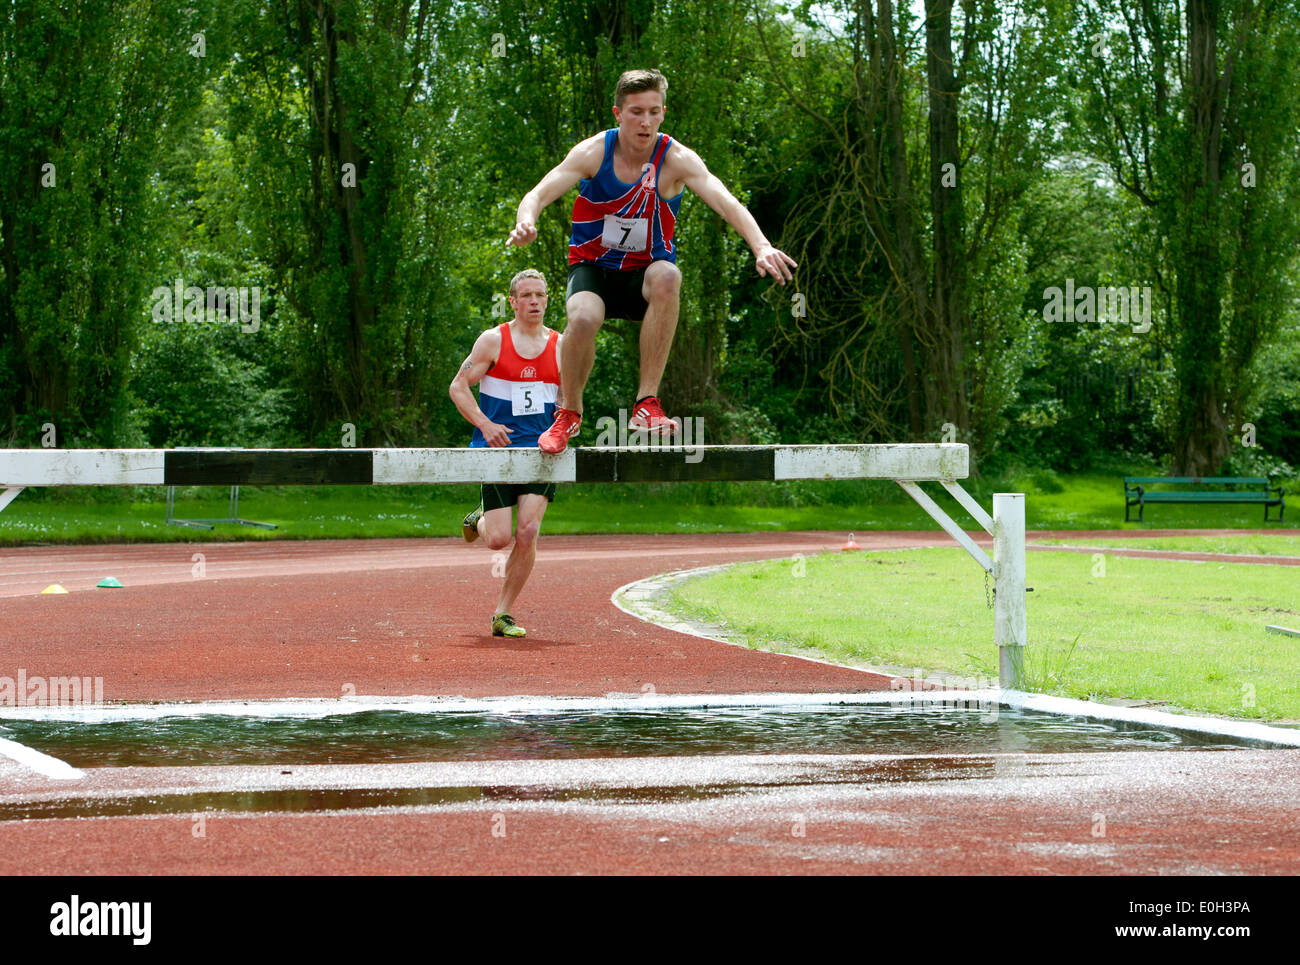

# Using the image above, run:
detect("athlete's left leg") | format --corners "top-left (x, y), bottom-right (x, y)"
top-left (495, 493), bottom-right (549, 617)
top-left (637, 260), bottom-right (682, 400)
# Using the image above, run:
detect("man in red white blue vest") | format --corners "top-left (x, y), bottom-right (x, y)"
top-left (507, 68), bottom-right (797, 453)
top-left (448, 269), bottom-right (561, 638)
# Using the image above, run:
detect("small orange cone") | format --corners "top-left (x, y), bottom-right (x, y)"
top-left (41, 584), bottom-right (69, 594)
top-left (841, 532), bottom-right (861, 551)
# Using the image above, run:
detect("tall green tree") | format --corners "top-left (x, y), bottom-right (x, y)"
top-left (752, 0), bottom-right (1058, 455)
top-left (1076, 0), bottom-right (1300, 474)
top-left (0, 0), bottom-right (213, 445)
top-left (223, 0), bottom-right (468, 445)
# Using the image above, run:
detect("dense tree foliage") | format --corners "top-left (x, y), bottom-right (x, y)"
top-left (2, 0), bottom-right (1297, 475)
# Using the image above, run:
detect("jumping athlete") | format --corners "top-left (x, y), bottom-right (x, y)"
top-left (506, 68), bottom-right (797, 453)
top-left (448, 269), bottom-right (561, 638)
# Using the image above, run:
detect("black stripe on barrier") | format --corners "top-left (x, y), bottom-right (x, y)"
top-left (164, 450), bottom-right (374, 486)
top-left (574, 447), bottom-right (776, 483)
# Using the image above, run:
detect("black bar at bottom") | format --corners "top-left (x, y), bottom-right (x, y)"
top-left (164, 450), bottom-right (374, 486)
top-left (574, 447), bottom-right (775, 482)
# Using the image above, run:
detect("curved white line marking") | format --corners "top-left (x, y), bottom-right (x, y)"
top-left (0, 736), bottom-right (83, 780)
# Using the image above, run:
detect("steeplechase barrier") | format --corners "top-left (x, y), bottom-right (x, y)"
top-left (0, 444), bottom-right (1027, 686)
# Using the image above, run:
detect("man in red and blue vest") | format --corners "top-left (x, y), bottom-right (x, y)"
top-left (507, 68), bottom-right (797, 453)
top-left (449, 269), bottom-right (561, 638)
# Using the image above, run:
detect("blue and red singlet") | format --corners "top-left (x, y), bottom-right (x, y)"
top-left (568, 129), bottom-right (684, 270)
top-left (469, 324), bottom-right (561, 449)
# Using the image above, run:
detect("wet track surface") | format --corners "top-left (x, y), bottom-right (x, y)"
top-left (2, 532), bottom-right (1298, 874)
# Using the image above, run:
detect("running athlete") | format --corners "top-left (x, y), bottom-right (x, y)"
top-left (448, 269), bottom-right (561, 638)
top-left (506, 68), bottom-right (797, 453)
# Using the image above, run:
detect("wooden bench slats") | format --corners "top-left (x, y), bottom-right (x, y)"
top-left (1123, 476), bottom-right (1284, 522)
top-left (1140, 492), bottom-right (1273, 502)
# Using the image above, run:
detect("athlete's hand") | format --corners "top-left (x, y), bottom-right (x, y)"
top-left (481, 422), bottom-right (514, 447)
top-left (754, 244), bottom-right (797, 285)
top-left (507, 221), bottom-right (538, 247)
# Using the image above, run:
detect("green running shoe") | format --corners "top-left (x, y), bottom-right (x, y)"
top-left (462, 501), bottom-right (484, 543)
top-left (492, 613), bottom-right (526, 638)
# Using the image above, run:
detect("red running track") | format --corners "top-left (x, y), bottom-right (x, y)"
top-left (2, 530), bottom-right (1298, 875)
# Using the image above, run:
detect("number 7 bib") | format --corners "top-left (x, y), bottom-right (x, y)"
top-left (601, 215), bottom-right (649, 253)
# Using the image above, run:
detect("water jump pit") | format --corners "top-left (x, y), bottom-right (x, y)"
top-left (3, 691), bottom-right (1295, 822)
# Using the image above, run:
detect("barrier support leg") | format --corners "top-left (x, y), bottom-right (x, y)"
top-left (993, 493), bottom-right (1027, 689)
top-left (0, 487), bottom-right (24, 516)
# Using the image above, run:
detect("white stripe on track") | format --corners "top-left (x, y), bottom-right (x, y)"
top-left (0, 736), bottom-right (83, 780)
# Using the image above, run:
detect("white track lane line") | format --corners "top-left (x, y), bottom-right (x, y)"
top-left (0, 736), bottom-right (83, 780)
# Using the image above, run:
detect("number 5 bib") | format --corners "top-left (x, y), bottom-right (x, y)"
top-left (511, 382), bottom-right (545, 416)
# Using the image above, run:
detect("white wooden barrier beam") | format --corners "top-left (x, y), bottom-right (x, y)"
top-left (0, 444), bottom-right (968, 487)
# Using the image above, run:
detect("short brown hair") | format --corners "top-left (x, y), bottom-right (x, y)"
top-left (614, 69), bottom-right (667, 108)
top-left (509, 269), bottom-right (547, 297)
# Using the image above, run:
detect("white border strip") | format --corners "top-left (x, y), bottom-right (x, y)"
top-left (773, 443), bottom-right (967, 481)
top-left (997, 690), bottom-right (1300, 747)
top-left (373, 447), bottom-right (576, 484)
top-left (0, 736), bottom-right (83, 780)
top-left (0, 449), bottom-right (164, 486)
top-left (0, 692), bottom-right (944, 722)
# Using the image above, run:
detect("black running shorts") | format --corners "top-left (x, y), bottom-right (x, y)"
top-left (566, 262), bottom-right (650, 321)
top-left (481, 482), bottom-right (556, 513)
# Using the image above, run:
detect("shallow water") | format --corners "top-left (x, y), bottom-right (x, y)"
top-left (0, 704), bottom-right (1257, 768)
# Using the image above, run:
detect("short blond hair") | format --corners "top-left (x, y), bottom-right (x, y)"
top-left (509, 269), bottom-right (548, 297)
top-left (614, 69), bottom-right (667, 108)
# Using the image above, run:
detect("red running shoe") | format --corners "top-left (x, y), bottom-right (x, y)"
top-left (539, 407), bottom-right (582, 453)
top-left (628, 396), bottom-right (678, 435)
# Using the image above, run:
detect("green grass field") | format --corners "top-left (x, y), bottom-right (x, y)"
top-left (2, 469), bottom-right (1296, 544)
top-left (662, 546), bottom-right (1300, 721)
top-left (1035, 535), bottom-right (1300, 556)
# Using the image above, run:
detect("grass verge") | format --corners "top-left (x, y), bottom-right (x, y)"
top-left (2, 470), bottom-right (1297, 544)
top-left (662, 547), bottom-right (1300, 721)
top-left (1035, 535), bottom-right (1300, 556)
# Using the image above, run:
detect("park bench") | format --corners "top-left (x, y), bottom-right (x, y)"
top-left (1123, 476), bottom-right (1285, 522)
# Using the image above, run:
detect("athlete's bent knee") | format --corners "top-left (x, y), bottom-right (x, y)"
top-left (644, 262), bottom-right (681, 301)
top-left (565, 310), bottom-right (603, 339)
top-left (515, 519), bottom-right (541, 550)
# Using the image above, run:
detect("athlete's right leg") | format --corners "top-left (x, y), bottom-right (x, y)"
top-left (494, 493), bottom-right (548, 618)
top-left (477, 505), bottom-right (514, 551)
top-left (559, 290), bottom-right (605, 414)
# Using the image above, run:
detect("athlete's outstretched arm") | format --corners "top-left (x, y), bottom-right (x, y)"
top-left (507, 136), bottom-right (604, 247)
top-left (679, 147), bottom-right (798, 284)
top-left (449, 328), bottom-right (514, 447)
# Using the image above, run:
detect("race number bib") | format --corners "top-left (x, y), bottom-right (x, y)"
top-left (511, 382), bottom-right (545, 416)
top-left (601, 215), bottom-right (649, 252)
